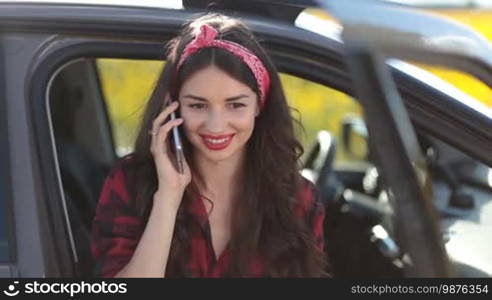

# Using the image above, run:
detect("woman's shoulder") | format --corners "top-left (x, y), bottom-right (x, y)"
top-left (110, 153), bottom-right (136, 172)
top-left (105, 153), bottom-right (138, 181)
top-left (298, 176), bottom-right (319, 203)
top-left (294, 176), bottom-right (323, 218)
top-left (99, 154), bottom-right (138, 205)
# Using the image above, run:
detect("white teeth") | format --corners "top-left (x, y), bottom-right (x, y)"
top-left (205, 137), bottom-right (229, 144)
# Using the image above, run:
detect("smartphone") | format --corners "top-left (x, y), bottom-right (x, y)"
top-left (168, 102), bottom-right (185, 174)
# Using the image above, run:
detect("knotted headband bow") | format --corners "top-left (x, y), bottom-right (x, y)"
top-left (177, 24), bottom-right (271, 109)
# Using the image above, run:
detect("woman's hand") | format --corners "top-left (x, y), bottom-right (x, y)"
top-left (150, 99), bottom-right (191, 205)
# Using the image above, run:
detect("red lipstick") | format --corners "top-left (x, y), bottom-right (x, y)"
top-left (200, 134), bottom-right (234, 151)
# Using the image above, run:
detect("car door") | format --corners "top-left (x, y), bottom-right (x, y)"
top-left (0, 40), bottom-right (18, 277)
top-left (322, 0), bottom-right (492, 277)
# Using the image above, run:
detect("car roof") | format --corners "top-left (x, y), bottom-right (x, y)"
top-left (0, 0), bottom-right (183, 9)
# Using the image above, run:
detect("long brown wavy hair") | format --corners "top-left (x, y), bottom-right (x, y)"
top-left (122, 13), bottom-right (328, 277)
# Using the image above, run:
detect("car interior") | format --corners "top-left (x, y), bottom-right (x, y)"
top-left (49, 59), bottom-right (114, 277)
top-left (49, 54), bottom-right (491, 277)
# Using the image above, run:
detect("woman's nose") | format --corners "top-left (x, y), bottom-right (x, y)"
top-left (204, 109), bottom-right (227, 132)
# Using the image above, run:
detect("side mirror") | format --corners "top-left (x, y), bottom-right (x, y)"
top-left (341, 115), bottom-right (369, 161)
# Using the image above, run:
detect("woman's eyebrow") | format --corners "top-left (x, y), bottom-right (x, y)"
top-left (182, 94), bottom-right (250, 102)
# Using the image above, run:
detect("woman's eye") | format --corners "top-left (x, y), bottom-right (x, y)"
top-left (189, 104), bottom-right (205, 109)
top-left (230, 103), bottom-right (246, 109)
top-left (188, 103), bottom-right (245, 109)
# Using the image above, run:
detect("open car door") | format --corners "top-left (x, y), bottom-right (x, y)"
top-left (318, 0), bottom-right (492, 277)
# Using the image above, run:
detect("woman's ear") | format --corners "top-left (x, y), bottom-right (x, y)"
top-left (255, 103), bottom-right (260, 117)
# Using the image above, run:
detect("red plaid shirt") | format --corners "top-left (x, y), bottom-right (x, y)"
top-left (90, 158), bottom-right (325, 277)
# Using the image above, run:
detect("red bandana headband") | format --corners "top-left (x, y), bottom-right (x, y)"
top-left (177, 24), bottom-right (271, 109)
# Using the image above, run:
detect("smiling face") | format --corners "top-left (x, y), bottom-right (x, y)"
top-left (178, 65), bottom-right (260, 164)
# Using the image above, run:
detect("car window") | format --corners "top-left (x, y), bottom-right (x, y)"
top-left (50, 56), bottom-right (366, 277)
top-left (96, 59), bottom-right (164, 157)
top-left (280, 74), bottom-right (364, 166)
top-left (389, 60), bottom-right (492, 117)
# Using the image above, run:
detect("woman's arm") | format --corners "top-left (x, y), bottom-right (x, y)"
top-left (91, 161), bottom-right (183, 278)
top-left (114, 191), bottom-right (181, 278)
top-left (113, 96), bottom-right (191, 277)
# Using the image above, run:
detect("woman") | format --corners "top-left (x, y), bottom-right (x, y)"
top-left (90, 12), bottom-right (329, 277)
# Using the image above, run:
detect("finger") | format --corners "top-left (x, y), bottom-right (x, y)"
top-left (151, 118), bottom-right (183, 155)
top-left (152, 101), bottom-right (179, 132)
top-left (156, 118), bottom-right (183, 144)
top-left (150, 118), bottom-right (182, 151)
top-left (150, 101), bottom-right (179, 149)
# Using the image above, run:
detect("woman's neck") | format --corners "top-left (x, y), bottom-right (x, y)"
top-left (193, 148), bottom-right (246, 201)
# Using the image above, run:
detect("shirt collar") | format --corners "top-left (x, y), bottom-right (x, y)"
top-left (187, 193), bottom-right (209, 229)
